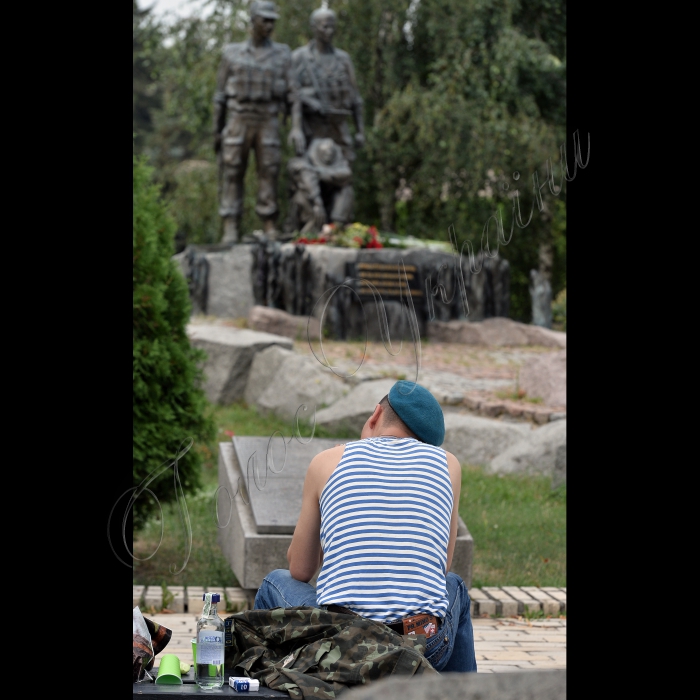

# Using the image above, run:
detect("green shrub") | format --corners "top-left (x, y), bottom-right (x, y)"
top-left (552, 287), bottom-right (567, 331)
top-left (133, 155), bottom-right (215, 529)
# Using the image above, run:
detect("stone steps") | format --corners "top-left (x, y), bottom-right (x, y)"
top-left (133, 585), bottom-right (566, 618)
top-left (469, 586), bottom-right (566, 617)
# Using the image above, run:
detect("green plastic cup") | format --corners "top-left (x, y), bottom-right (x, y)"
top-left (155, 654), bottom-right (183, 685)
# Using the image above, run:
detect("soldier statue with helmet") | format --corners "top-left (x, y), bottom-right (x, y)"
top-left (284, 6), bottom-right (365, 234)
top-left (291, 6), bottom-right (365, 164)
top-left (213, 0), bottom-right (304, 243)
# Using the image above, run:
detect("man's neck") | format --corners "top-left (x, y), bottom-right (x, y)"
top-left (372, 428), bottom-right (412, 439)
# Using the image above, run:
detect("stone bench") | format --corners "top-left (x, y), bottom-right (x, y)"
top-left (217, 437), bottom-right (474, 604)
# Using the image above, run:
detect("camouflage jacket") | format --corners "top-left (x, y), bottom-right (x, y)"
top-left (224, 606), bottom-right (437, 699)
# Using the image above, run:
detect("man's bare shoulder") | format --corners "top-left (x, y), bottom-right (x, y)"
top-left (307, 443), bottom-right (347, 495)
top-left (443, 449), bottom-right (459, 464)
top-left (310, 442), bottom-right (347, 468)
top-left (443, 450), bottom-right (462, 473)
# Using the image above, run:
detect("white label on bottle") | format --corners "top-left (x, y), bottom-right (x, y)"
top-left (197, 630), bottom-right (224, 665)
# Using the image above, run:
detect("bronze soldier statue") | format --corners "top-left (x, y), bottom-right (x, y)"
top-left (291, 7), bottom-right (365, 166)
top-left (288, 138), bottom-right (354, 234)
top-left (213, 0), bottom-right (304, 243)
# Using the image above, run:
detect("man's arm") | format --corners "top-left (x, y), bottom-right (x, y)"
top-left (444, 451), bottom-right (463, 573)
top-left (287, 445), bottom-right (344, 582)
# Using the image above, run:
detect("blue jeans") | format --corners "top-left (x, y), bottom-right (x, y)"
top-left (254, 569), bottom-right (477, 673)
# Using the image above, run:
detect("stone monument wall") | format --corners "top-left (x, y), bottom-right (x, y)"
top-left (173, 241), bottom-right (510, 340)
top-left (253, 242), bottom-right (510, 340)
top-left (172, 244), bottom-right (256, 319)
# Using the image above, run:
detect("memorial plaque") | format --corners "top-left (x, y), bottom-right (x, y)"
top-left (347, 261), bottom-right (423, 300)
top-left (231, 436), bottom-right (343, 534)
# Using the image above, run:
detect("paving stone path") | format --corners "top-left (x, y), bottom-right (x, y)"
top-left (471, 617), bottom-right (566, 673)
top-left (137, 586), bottom-right (566, 675)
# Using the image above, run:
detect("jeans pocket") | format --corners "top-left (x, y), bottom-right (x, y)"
top-left (424, 618), bottom-right (452, 669)
top-left (425, 638), bottom-right (448, 669)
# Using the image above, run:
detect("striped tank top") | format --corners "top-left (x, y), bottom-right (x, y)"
top-left (315, 436), bottom-right (453, 622)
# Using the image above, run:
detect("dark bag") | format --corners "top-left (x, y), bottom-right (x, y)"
top-left (223, 606), bottom-right (437, 699)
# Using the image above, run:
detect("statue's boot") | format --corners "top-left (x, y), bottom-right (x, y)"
top-left (221, 218), bottom-right (240, 244)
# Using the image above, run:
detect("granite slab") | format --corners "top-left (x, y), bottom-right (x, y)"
top-left (231, 437), bottom-right (344, 534)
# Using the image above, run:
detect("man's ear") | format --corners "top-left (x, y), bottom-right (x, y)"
top-left (368, 403), bottom-right (383, 431)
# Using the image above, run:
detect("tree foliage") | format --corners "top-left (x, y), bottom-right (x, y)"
top-left (133, 154), bottom-right (215, 529)
top-left (369, 0), bottom-right (566, 320)
top-left (133, 0), bottom-right (567, 320)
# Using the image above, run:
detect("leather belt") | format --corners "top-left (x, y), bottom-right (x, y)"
top-left (325, 605), bottom-right (440, 638)
top-left (386, 621), bottom-right (407, 636)
top-left (325, 604), bottom-right (358, 616)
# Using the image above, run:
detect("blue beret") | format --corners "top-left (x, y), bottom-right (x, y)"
top-left (388, 381), bottom-right (445, 447)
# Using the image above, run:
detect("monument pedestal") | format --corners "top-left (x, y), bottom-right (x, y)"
top-left (217, 437), bottom-right (474, 605)
top-left (172, 242), bottom-right (510, 341)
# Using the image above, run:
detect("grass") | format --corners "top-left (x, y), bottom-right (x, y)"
top-left (461, 464), bottom-right (566, 588)
top-left (521, 608), bottom-right (566, 620)
top-left (132, 402), bottom-right (356, 591)
top-left (133, 403), bottom-right (565, 596)
top-left (132, 476), bottom-right (242, 591)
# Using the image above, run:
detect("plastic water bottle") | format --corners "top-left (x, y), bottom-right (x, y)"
top-left (196, 592), bottom-right (225, 689)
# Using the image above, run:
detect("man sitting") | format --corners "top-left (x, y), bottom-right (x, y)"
top-left (254, 381), bottom-right (477, 673)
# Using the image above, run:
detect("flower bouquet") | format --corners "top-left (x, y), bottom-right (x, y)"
top-left (298, 222), bottom-right (383, 249)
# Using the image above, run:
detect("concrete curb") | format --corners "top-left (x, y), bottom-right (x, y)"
top-left (133, 585), bottom-right (566, 618)
top-left (460, 394), bottom-right (566, 424)
top-left (470, 586), bottom-right (566, 617)
top-left (133, 585), bottom-right (249, 615)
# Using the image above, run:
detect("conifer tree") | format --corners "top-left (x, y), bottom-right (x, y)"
top-left (133, 154), bottom-right (215, 529)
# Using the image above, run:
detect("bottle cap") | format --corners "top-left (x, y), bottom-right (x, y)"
top-left (202, 593), bottom-right (221, 603)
